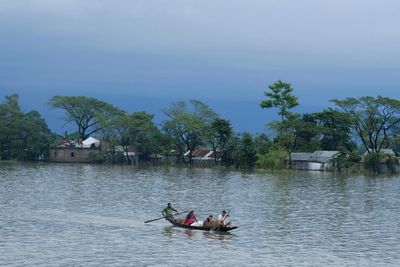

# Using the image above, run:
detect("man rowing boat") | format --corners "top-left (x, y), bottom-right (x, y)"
top-left (162, 203), bottom-right (178, 220)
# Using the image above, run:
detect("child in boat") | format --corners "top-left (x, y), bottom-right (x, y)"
top-left (183, 210), bottom-right (197, 225)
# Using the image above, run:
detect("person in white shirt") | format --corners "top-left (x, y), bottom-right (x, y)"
top-left (218, 210), bottom-right (231, 227)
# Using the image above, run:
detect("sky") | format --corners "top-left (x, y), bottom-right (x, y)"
top-left (1, 0), bottom-right (400, 132)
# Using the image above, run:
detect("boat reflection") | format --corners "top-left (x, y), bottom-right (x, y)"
top-left (162, 226), bottom-right (174, 237)
top-left (202, 231), bottom-right (234, 241)
top-left (164, 225), bottom-right (236, 242)
top-left (184, 229), bottom-right (197, 239)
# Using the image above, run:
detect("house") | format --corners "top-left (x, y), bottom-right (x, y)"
top-left (308, 150), bottom-right (340, 171)
top-left (287, 150), bottom-right (340, 171)
top-left (48, 137), bottom-right (101, 163)
top-left (184, 148), bottom-right (220, 166)
top-left (288, 152), bottom-right (313, 170)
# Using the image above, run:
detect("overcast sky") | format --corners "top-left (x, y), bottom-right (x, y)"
top-left (1, 0), bottom-right (400, 106)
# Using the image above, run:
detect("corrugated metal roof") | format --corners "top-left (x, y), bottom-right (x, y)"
top-left (309, 150), bottom-right (340, 163)
top-left (291, 152), bottom-right (312, 161)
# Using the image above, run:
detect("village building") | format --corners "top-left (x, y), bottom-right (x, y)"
top-left (287, 150), bottom-right (340, 171)
top-left (184, 147), bottom-right (220, 166)
top-left (48, 137), bottom-right (101, 163)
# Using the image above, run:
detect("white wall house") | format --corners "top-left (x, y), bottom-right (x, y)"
top-left (288, 150), bottom-right (340, 171)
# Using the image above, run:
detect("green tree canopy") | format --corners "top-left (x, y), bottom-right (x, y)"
top-left (49, 96), bottom-right (124, 140)
top-left (331, 96), bottom-right (400, 154)
top-left (232, 132), bottom-right (257, 169)
top-left (310, 108), bottom-right (355, 151)
top-left (110, 111), bottom-right (160, 164)
top-left (1, 94), bottom-right (54, 160)
top-left (163, 100), bottom-right (218, 165)
top-left (260, 80), bottom-right (299, 121)
top-left (210, 118), bottom-right (233, 163)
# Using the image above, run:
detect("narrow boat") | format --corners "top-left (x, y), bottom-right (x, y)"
top-left (166, 217), bottom-right (238, 232)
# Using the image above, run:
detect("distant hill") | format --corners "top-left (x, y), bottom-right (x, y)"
top-left (3, 91), bottom-right (325, 135)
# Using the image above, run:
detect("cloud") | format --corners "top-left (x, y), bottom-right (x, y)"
top-left (1, 0), bottom-right (400, 102)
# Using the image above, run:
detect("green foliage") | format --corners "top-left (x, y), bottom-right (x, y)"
top-left (256, 149), bottom-right (287, 170)
top-left (49, 96), bottom-right (124, 140)
top-left (270, 118), bottom-right (320, 161)
top-left (254, 133), bottom-right (272, 155)
top-left (332, 150), bottom-right (361, 172)
top-left (88, 152), bottom-right (105, 163)
top-left (260, 80), bottom-right (299, 121)
top-left (363, 153), bottom-right (382, 173)
top-left (331, 96), bottom-right (400, 154)
top-left (0, 94), bottom-right (54, 160)
top-left (112, 111), bottom-right (161, 164)
top-left (232, 132), bottom-right (257, 169)
top-left (311, 109), bottom-right (355, 151)
top-left (163, 100), bottom-right (218, 165)
top-left (210, 118), bottom-right (233, 163)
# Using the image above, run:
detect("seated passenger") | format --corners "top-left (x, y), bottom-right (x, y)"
top-left (203, 215), bottom-right (214, 227)
top-left (183, 210), bottom-right (197, 225)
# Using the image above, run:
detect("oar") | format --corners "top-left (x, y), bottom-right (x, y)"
top-left (222, 210), bottom-right (231, 225)
top-left (144, 210), bottom-right (190, 223)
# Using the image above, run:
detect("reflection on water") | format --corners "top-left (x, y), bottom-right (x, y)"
top-left (1, 163), bottom-right (400, 266)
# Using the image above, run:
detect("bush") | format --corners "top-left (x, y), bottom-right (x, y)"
top-left (363, 153), bottom-right (383, 173)
top-left (89, 152), bottom-right (105, 163)
top-left (256, 149), bottom-right (287, 170)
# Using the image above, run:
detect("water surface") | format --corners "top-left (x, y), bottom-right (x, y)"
top-left (1, 163), bottom-right (400, 266)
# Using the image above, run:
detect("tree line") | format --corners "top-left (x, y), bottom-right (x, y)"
top-left (1, 81), bottom-right (400, 171)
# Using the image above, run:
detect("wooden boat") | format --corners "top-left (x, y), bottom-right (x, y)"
top-left (166, 217), bottom-right (238, 232)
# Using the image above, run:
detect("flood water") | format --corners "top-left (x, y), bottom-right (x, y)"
top-left (1, 163), bottom-right (400, 266)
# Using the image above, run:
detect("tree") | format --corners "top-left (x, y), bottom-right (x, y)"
top-left (331, 96), bottom-right (400, 154)
top-left (0, 94), bottom-right (54, 160)
top-left (260, 80), bottom-right (299, 121)
top-left (260, 81), bottom-right (317, 167)
top-left (49, 96), bottom-right (124, 140)
top-left (210, 118), bottom-right (233, 164)
top-left (163, 100), bottom-right (217, 165)
top-left (127, 111), bottom-right (162, 160)
top-left (103, 111), bottom-right (162, 164)
top-left (270, 118), bottom-right (320, 167)
top-left (0, 94), bottom-right (23, 159)
top-left (254, 133), bottom-right (272, 155)
top-left (232, 132), bottom-right (257, 169)
top-left (310, 108), bottom-right (355, 151)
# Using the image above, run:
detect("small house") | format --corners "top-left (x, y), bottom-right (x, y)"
top-left (49, 137), bottom-right (101, 163)
top-left (287, 150), bottom-right (340, 171)
top-left (184, 148), bottom-right (220, 166)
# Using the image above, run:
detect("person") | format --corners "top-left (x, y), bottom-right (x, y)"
top-left (218, 210), bottom-right (231, 227)
top-left (183, 210), bottom-right (197, 225)
top-left (162, 203), bottom-right (177, 220)
top-left (203, 215), bottom-right (214, 227)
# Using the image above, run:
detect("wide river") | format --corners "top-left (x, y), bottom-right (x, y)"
top-left (1, 163), bottom-right (400, 266)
